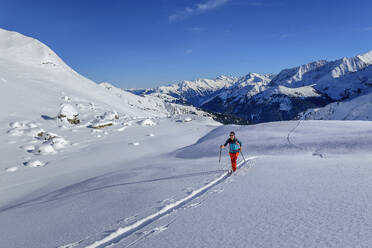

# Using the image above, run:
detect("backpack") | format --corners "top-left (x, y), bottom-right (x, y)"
top-left (229, 139), bottom-right (241, 153)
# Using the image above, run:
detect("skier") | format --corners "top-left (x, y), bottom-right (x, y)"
top-left (220, 131), bottom-right (242, 172)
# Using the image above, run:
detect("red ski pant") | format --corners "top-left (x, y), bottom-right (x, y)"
top-left (229, 152), bottom-right (239, 171)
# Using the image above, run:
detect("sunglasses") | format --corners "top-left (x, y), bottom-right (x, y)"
top-left (229, 134), bottom-right (234, 136)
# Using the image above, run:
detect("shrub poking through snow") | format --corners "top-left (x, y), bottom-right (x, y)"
top-left (58, 104), bottom-right (80, 124)
top-left (36, 131), bottom-right (58, 141)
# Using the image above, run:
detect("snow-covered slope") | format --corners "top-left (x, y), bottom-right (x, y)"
top-left (0, 28), bottom-right (213, 174)
top-left (0, 29), bottom-right (211, 123)
top-left (301, 90), bottom-right (372, 120)
top-left (3, 120), bottom-right (370, 248)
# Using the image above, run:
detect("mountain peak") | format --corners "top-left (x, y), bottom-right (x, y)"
top-left (0, 28), bottom-right (65, 68)
top-left (357, 50), bottom-right (372, 64)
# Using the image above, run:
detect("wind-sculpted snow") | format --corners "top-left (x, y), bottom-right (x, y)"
top-left (174, 120), bottom-right (372, 158)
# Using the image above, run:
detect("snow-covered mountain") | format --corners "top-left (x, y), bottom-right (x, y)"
top-left (126, 75), bottom-right (238, 106)
top-left (0, 28), bottom-right (215, 172)
top-left (301, 89), bottom-right (372, 121)
top-left (135, 51), bottom-right (372, 123)
top-left (0, 28), bottom-right (211, 124)
top-left (270, 51), bottom-right (372, 100)
top-left (203, 51), bottom-right (372, 123)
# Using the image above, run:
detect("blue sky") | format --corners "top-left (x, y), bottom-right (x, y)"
top-left (1, 0), bottom-right (372, 88)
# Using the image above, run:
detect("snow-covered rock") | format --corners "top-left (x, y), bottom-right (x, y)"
top-left (58, 104), bottom-right (80, 124)
top-left (25, 160), bottom-right (45, 167)
top-left (138, 119), bottom-right (157, 126)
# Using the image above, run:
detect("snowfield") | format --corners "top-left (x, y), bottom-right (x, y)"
top-left (1, 28), bottom-right (372, 248)
top-left (2, 119), bottom-right (372, 248)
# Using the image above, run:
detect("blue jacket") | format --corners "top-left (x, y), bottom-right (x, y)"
top-left (224, 138), bottom-right (242, 153)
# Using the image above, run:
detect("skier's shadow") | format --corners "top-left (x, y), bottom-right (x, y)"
top-left (0, 169), bottom-right (226, 213)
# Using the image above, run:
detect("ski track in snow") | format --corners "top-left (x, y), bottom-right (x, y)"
top-left (286, 119), bottom-right (326, 158)
top-left (61, 157), bottom-right (256, 248)
top-left (286, 119), bottom-right (303, 150)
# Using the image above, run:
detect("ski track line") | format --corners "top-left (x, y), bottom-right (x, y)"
top-left (286, 119), bottom-right (303, 150)
top-left (80, 157), bottom-right (257, 248)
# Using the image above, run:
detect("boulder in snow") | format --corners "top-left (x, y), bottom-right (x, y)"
top-left (58, 104), bottom-right (80, 124)
top-left (91, 121), bottom-right (113, 129)
top-left (138, 119), bottom-right (156, 126)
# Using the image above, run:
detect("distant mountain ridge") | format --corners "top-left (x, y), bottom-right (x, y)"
top-left (128, 51), bottom-right (372, 124)
top-left (126, 75), bottom-right (238, 106)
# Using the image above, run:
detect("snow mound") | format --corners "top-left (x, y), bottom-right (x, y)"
top-left (138, 119), bottom-right (156, 126)
top-left (100, 111), bottom-right (119, 121)
top-left (129, 142), bottom-right (140, 146)
top-left (35, 143), bottom-right (55, 154)
top-left (5, 166), bottom-right (19, 172)
top-left (7, 121), bottom-right (44, 137)
top-left (25, 160), bottom-right (45, 167)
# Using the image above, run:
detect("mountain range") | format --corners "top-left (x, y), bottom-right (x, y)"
top-left (128, 51), bottom-right (372, 123)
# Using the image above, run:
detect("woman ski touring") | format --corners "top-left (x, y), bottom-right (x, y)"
top-left (220, 131), bottom-right (242, 173)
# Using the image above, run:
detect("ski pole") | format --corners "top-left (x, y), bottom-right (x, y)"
top-left (241, 150), bottom-right (246, 162)
top-left (219, 147), bottom-right (222, 164)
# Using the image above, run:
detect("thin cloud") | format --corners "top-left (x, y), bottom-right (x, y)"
top-left (363, 26), bottom-right (372, 32)
top-left (169, 0), bottom-right (230, 23)
top-left (230, 1), bottom-right (280, 7)
top-left (185, 49), bottom-right (193, 54)
top-left (279, 34), bottom-right (290, 39)
top-left (187, 27), bottom-right (203, 33)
